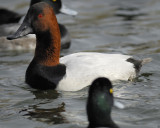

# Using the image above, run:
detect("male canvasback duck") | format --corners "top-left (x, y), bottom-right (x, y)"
top-left (7, 2), bottom-right (151, 91)
top-left (87, 77), bottom-right (121, 128)
top-left (0, 0), bottom-right (78, 50)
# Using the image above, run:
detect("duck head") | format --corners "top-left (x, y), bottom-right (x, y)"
top-left (7, 2), bottom-right (61, 66)
top-left (87, 77), bottom-right (119, 128)
top-left (7, 2), bottom-right (60, 40)
top-left (30, 0), bottom-right (78, 16)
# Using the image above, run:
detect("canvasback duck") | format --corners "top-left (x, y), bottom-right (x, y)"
top-left (0, 0), bottom-right (78, 50)
top-left (87, 77), bottom-right (120, 128)
top-left (7, 2), bottom-right (151, 91)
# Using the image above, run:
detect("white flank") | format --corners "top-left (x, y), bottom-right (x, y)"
top-left (56, 52), bottom-right (137, 91)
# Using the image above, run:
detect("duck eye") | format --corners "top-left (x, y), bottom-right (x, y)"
top-left (109, 88), bottom-right (113, 94)
top-left (38, 14), bottom-right (43, 18)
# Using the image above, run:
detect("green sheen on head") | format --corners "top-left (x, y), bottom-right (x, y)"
top-left (87, 77), bottom-right (119, 128)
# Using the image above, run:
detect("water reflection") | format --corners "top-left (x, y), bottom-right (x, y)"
top-left (19, 90), bottom-right (67, 124)
top-left (32, 90), bottom-right (59, 99)
top-left (115, 7), bottom-right (146, 21)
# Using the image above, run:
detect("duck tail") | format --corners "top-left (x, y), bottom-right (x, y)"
top-left (141, 58), bottom-right (152, 65)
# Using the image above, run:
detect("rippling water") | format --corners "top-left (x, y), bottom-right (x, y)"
top-left (0, 0), bottom-right (160, 128)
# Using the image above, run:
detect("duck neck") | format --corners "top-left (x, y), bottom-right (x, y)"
top-left (87, 92), bottom-right (116, 128)
top-left (88, 112), bottom-right (113, 127)
top-left (34, 27), bottom-right (61, 66)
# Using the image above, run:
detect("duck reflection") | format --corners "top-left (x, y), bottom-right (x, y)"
top-left (32, 90), bottom-right (59, 99)
top-left (115, 7), bottom-right (145, 21)
top-left (19, 90), bottom-right (67, 124)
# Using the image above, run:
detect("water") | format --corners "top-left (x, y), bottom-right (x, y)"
top-left (0, 0), bottom-right (160, 128)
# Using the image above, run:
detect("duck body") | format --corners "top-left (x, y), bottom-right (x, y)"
top-left (57, 52), bottom-right (136, 91)
top-left (0, 0), bottom-right (77, 50)
top-left (59, 23), bottom-right (71, 49)
top-left (7, 2), bottom-right (151, 92)
top-left (26, 52), bottom-right (136, 91)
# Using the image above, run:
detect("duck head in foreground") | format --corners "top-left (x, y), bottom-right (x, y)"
top-left (7, 2), bottom-right (151, 91)
top-left (87, 77), bottom-right (119, 128)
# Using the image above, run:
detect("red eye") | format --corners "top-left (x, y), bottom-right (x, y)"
top-left (38, 14), bottom-right (43, 18)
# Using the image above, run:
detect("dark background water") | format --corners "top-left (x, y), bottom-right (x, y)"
top-left (0, 0), bottom-right (160, 128)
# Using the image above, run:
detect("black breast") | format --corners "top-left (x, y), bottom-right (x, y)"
top-left (25, 61), bottom-right (66, 90)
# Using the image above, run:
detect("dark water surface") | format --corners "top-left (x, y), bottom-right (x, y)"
top-left (0, 0), bottom-right (160, 128)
